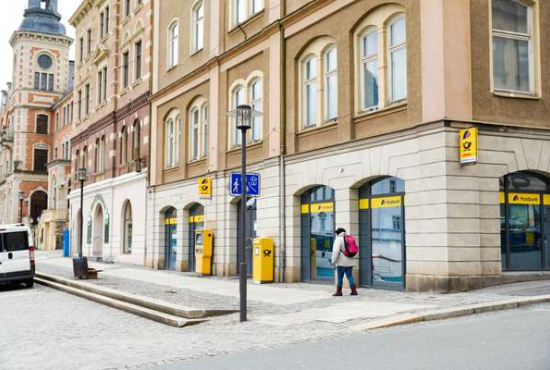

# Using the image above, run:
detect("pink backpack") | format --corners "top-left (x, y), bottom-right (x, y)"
top-left (342, 235), bottom-right (358, 257)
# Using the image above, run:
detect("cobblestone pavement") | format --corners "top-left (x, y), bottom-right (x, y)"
top-left (2, 251), bottom-right (547, 370)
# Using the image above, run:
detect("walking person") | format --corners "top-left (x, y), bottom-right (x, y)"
top-left (331, 228), bottom-right (358, 296)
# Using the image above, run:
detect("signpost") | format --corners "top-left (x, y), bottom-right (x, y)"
top-left (229, 172), bottom-right (261, 197)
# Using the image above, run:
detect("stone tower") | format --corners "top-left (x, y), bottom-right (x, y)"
top-left (0, 0), bottom-right (72, 225)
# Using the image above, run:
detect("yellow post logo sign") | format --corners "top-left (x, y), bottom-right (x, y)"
top-left (459, 128), bottom-right (478, 164)
top-left (310, 202), bottom-right (334, 213)
top-left (508, 193), bottom-right (541, 205)
top-left (371, 196), bottom-right (402, 209)
top-left (198, 177), bottom-right (212, 198)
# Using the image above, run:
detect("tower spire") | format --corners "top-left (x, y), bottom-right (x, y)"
top-left (19, 0), bottom-right (66, 36)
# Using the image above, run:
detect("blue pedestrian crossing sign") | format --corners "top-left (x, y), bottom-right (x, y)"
top-left (230, 172), bottom-right (261, 197)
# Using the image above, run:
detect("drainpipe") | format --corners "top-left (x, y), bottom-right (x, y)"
top-left (278, 21), bottom-right (286, 283)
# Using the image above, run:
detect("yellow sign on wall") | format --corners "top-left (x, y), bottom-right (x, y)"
top-left (508, 193), bottom-right (541, 205)
top-left (198, 177), bottom-right (212, 198)
top-left (459, 128), bottom-right (478, 164)
top-left (189, 215), bottom-right (205, 223)
top-left (371, 196), bottom-right (402, 209)
top-left (359, 199), bottom-right (370, 210)
top-left (165, 217), bottom-right (177, 225)
top-left (310, 202), bottom-right (334, 213)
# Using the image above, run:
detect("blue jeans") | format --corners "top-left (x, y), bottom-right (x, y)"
top-left (336, 266), bottom-right (355, 287)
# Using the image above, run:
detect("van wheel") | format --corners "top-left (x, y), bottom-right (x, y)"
top-left (25, 279), bottom-right (34, 289)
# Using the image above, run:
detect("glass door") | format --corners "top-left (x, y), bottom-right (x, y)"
top-left (188, 204), bottom-right (204, 272)
top-left (165, 208), bottom-right (177, 270)
top-left (508, 202), bottom-right (542, 269)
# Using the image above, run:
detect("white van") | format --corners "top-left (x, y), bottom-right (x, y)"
top-left (0, 224), bottom-right (35, 288)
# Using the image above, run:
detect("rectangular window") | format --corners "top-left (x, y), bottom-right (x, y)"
top-left (87, 29), bottom-right (92, 55)
top-left (191, 109), bottom-right (199, 160)
top-left (85, 84), bottom-right (90, 115)
top-left (324, 47), bottom-right (338, 121)
top-left (388, 18), bottom-right (407, 103)
top-left (40, 73), bottom-right (47, 90)
top-left (168, 23), bottom-right (179, 68)
top-left (492, 0), bottom-right (532, 93)
top-left (48, 74), bottom-right (54, 91)
top-left (233, 88), bottom-right (244, 147)
top-left (202, 105), bottom-right (208, 158)
top-left (123, 51), bottom-right (129, 88)
top-left (102, 67), bottom-right (107, 102)
top-left (135, 41), bottom-right (142, 79)
top-left (98, 70), bottom-right (103, 103)
top-left (78, 90), bottom-right (82, 119)
top-left (34, 72), bottom-right (40, 89)
top-left (193, 3), bottom-right (204, 52)
top-left (34, 149), bottom-right (48, 174)
top-left (251, 0), bottom-right (263, 14)
top-left (105, 6), bottom-right (110, 34)
top-left (100, 12), bottom-right (104, 39)
top-left (304, 58), bottom-right (318, 127)
top-left (235, 0), bottom-right (246, 25)
top-left (125, 0), bottom-right (131, 17)
top-left (250, 80), bottom-right (262, 142)
top-left (79, 37), bottom-right (84, 61)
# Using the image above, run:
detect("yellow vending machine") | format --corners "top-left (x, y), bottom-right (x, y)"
top-left (253, 238), bottom-right (274, 284)
top-left (195, 229), bottom-right (213, 275)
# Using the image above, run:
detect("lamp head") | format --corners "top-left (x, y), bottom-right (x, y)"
top-left (77, 168), bottom-right (87, 182)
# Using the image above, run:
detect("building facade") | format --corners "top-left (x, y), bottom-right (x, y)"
top-left (0, 0), bottom-right (73, 241)
top-left (68, 0), bottom-right (152, 265)
top-left (148, 0), bottom-right (550, 292)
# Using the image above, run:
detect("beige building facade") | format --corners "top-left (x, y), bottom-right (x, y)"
top-left (147, 0), bottom-right (550, 292)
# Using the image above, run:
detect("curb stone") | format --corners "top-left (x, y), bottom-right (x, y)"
top-left (351, 295), bottom-right (550, 332)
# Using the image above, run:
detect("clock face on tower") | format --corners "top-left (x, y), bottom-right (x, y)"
top-left (38, 54), bottom-right (53, 69)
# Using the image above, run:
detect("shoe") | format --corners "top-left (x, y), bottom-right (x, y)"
top-left (332, 286), bottom-right (343, 296)
top-left (350, 285), bottom-right (358, 296)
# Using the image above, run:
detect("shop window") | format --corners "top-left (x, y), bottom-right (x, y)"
top-left (500, 171), bottom-right (550, 271)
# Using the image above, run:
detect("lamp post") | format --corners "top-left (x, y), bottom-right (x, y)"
top-left (77, 168), bottom-right (87, 258)
top-left (228, 104), bottom-right (261, 322)
top-left (18, 192), bottom-right (25, 223)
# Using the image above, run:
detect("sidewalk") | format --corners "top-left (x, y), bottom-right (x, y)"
top-left (35, 250), bottom-right (550, 330)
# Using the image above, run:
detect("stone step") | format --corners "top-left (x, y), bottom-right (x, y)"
top-left (36, 272), bottom-right (236, 319)
top-left (35, 277), bottom-right (206, 327)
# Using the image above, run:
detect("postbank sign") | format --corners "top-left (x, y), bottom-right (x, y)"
top-left (459, 128), bottom-right (478, 164)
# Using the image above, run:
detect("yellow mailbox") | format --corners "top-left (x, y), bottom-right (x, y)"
top-left (253, 238), bottom-right (274, 283)
top-left (195, 229), bottom-right (213, 275)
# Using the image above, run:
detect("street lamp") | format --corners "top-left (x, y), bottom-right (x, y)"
top-left (18, 192), bottom-right (25, 223)
top-left (227, 104), bottom-right (261, 323)
top-left (73, 168), bottom-right (88, 279)
top-left (77, 168), bottom-right (87, 259)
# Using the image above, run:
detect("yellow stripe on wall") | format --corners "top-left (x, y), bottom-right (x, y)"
top-left (359, 199), bottom-right (369, 210)
top-left (371, 196), bottom-right (402, 209)
top-left (544, 194), bottom-right (550, 206)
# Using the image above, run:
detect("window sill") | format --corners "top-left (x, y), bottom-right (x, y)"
top-left (120, 87), bottom-right (129, 96)
top-left (228, 10), bottom-right (265, 34)
top-left (133, 3), bottom-right (144, 15)
top-left (99, 35), bottom-right (108, 44)
top-left (227, 140), bottom-right (263, 154)
top-left (187, 157), bottom-right (207, 166)
top-left (166, 64), bottom-right (178, 73)
top-left (96, 102), bottom-right (107, 110)
top-left (164, 165), bottom-right (180, 173)
top-left (121, 15), bottom-right (131, 27)
top-left (297, 121), bottom-right (338, 136)
top-left (354, 101), bottom-right (407, 121)
top-left (190, 47), bottom-right (204, 57)
top-left (493, 90), bottom-right (541, 100)
top-left (131, 78), bottom-right (142, 88)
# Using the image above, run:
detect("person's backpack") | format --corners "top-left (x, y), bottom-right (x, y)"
top-left (342, 235), bottom-right (358, 257)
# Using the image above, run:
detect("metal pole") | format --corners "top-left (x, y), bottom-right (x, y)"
top-left (19, 199), bottom-right (23, 223)
top-left (239, 127), bottom-right (248, 322)
top-left (79, 179), bottom-right (84, 258)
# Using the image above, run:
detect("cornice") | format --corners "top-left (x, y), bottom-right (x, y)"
top-left (69, 0), bottom-right (94, 27)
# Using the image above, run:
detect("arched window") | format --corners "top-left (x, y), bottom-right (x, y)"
top-left (360, 28), bottom-right (379, 111)
top-left (388, 15), bottom-right (407, 103)
top-left (234, 0), bottom-right (246, 25)
top-left (354, 6), bottom-right (407, 114)
top-left (192, 1), bottom-right (204, 53)
top-left (120, 126), bottom-right (128, 164)
top-left (101, 135), bottom-right (106, 172)
top-left (188, 98), bottom-right (208, 161)
top-left (201, 104), bottom-right (208, 158)
top-left (492, 0), bottom-right (534, 94)
top-left (82, 146), bottom-right (88, 169)
top-left (303, 57), bottom-right (318, 128)
top-left (231, 86), bottom-right (245, 148)
top-left (94, 139), bottom-right (100, 172)
top-left (250, 79), bottom-right (262, 142)
top-left (36, 114), bottom-right (49, 134)
top-left (232, 0), bottom-right (263, 26)
top-left (323, 46), bottom-right (338, 121)
top-left (123, 201), bottom-right (133, 253)
top-left (168, 21), bottom-right (179, 68)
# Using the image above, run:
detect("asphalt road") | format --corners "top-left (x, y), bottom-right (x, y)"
top-left (150, 303), bottom-right (550, 370)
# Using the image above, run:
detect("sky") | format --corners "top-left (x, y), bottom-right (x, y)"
top-left (0, 0), bottom-right (81, 90)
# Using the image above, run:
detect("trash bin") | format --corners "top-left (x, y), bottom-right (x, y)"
top-left (253, 238), bottom-right (274, 284)
top-left (72, 256), bottom-right (88, 279)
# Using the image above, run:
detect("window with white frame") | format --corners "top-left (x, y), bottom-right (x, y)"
top-left (201, 104), bottom-right (208, 158)
top-left (233, 0), bottom-right (263, 26)
top-left (324, 46), bottom-right (338, 121)
top-left (388, 16), bottom-right (407, 103)
top-left (361, 29), bottom-right (379, 110)
top-left (232, 86), bottom-right (245, 148)
top-left (192, 1), bottom-right (204, 53)
top-left (250, 79), bottom-right (262, 142)
top-left (168, 21), bottom-right (179, 68)
top-left (303, 57), bottom-right (318, 128)
top-left (165, 112), bottom-right (181, 168)
top-left (354, 6), bottom-right (407, 115)
top-left (190, 107), bottom-right (200, 161)
top-left (492, 0), bottom-right (533, 94)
